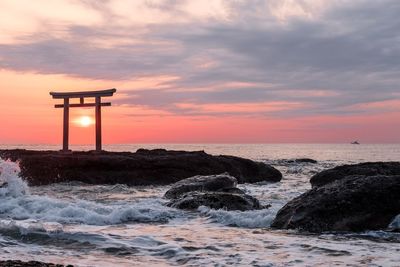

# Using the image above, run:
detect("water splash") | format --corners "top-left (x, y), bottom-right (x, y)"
top-left (198, 206), bottom-right (277, 228)
top-left (0, 160), bottom-right (29, 197)
top-left (0, 159), bottom-right (180, 225)
top-left (389, 214), bottom-right (400, 231)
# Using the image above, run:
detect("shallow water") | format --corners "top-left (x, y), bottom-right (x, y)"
top-left (0, 144), bottom-right (399, 266)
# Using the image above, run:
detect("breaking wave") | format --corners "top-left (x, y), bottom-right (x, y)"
top-left (198, 206), bottom-right (279, 228)
top-left (0, 159), bottom-right (180, 225)
top-left (0, 160), bottom-right (28, 197)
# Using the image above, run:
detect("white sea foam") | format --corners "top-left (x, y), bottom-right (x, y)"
top-left (198, 206), bottom-right (279, 228)
top-left (0, 219), bottom-right (64, 235)
top-left (0, 160), bottom-right (29, 197)
top-left (0, 160), bottom-right (179, 225)
top-left (287, 165), bottom-right (303, 174)
top-left (0, 192), bottom-right (179, 225)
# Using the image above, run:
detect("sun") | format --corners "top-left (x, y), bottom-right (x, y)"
top-left (75, 116), bottom-right (93, 127)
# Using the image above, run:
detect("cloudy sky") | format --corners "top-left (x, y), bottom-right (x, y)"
top-left (0, 0), bottom-right (399, 144)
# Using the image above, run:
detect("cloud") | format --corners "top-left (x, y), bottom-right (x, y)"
top-left (0, 0), bottom-right (399, 118)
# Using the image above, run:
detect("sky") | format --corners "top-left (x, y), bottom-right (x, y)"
top-left (0, 0), bottom-right (399, 144)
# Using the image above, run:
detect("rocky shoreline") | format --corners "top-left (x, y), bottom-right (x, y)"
top-left (158, 161), bottom-right (400, 232)
top-left (0, 149), bottom-right (398, 234)
top-left (0, 149), bottom-right (282, 186)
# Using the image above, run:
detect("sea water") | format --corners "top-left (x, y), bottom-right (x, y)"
top-left (0, 144), bottom-right (399, 266)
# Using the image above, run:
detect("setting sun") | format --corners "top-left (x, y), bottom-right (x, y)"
top-left (75, 116), bottom-right (93, 127)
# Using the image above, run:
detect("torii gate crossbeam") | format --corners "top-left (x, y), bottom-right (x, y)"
top-left (50, 88), bottom-right (116, 152)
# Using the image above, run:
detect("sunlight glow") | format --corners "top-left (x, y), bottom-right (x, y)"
top-left (75, 116), bottom-right (94, 127)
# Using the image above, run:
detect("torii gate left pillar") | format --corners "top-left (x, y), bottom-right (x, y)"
top-left (50, 89), bottom-right (116, 152)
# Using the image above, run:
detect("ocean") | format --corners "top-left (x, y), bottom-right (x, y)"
top-left (0, 144), bottom-right (399, 266)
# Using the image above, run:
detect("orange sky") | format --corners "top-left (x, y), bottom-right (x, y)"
top-left (0, 0), bottom-right (399, 144)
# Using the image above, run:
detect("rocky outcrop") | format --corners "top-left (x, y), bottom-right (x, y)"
top-left (310, 162), bottom-right (400, 187)
top-left (0, 149), bottom-right (282, 186)
top-left (167, 192), bottom-right (263, 211)
top-left (0, 260), bottom-right (72, 267)
top-left (290, 158), bottom-right (317, 164)
top-left (271, 175), bottom-right (400, 232)
top-left (164, 173), bottom-right (238, 199)
top-left (165, 173), bottom-right (263, 211)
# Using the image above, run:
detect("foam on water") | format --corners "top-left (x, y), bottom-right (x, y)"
top-left (0, 160), bottom-right (180, 226)
top-left (0, 219), bottom-right (64, 237)
top-left (198, 206), bottom-right (279, 228)
top-left (0, 160), bottom-right (28, 197)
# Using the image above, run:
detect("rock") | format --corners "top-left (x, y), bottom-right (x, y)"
top-left (0, 260), bottom-right (72, 267)
top-left (167, 192), bottom-right (264, 211)
top-left (164, 173), bottom-right (237, 199)
top-left (0, 149), bottom-right (282, 186)
top-left (274, 158), bottom-right (317, 165)
top-left (271, 175), bottom-right (400, 232)
top-left (292, 158), bottom-right (317, 164)
top-left (310, 162), bottom-right (400, 187)
top-left (164, 172), bottom-right (256, 210)
top-left (217, 187), bottom-right (246, 194)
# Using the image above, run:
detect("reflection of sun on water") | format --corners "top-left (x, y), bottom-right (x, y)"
top-left (74, 116), bottom-right (94, 127)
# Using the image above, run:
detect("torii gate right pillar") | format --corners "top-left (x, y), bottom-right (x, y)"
top-left (95, 96), bottom-right (102, 151)
top-left (63, 98), bottom-right (70, 151)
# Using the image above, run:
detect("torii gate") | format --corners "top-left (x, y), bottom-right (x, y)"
top-left (50, 89), bottom-right (117, 152)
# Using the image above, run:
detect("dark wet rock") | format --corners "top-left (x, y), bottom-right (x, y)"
top-left (164, 173), bottom-right (238, 199)
top-left (0, 149), bottom-right (282, 186)
top-left (164, 173), bottom-right (255, 210)
top-left (217, 187), bottom-right (246, 194)
top-left (167, 192), bottom-right (264, 211)
top-left (272, 158), bottom-right (318, 166)
top-left (0, 260), bottom-right (72, 267)
top-left (271, 175), bottom-right (400, 232)
top-left (292, 158), bottom-right (317, 164)
top-left (310, 162), bottom-right (400, 187)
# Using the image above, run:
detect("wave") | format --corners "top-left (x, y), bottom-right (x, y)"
top-left (198, 205), bottom-right (279, 228)
top-left (0, 219), bottom-right (158, 253)
top-left (0, 191), bottom-right (179, 225)
top-left (0, 160), bottom-right (28, 197)
top-left (0, 218), bottom-right (196, 261)
top-left (0, 160), bottom-right (180, 225)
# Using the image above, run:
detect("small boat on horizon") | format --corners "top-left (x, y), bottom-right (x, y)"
top-left (351, 141), bottom-right (360, 145)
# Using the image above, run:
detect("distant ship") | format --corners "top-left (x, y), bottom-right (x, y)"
top-left (351, 141), bottom-right (360, 145)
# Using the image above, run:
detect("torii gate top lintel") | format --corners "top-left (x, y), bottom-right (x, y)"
top-left (50, 88), bottom-right (116, 99)
top-left (50, 88), bottom-right (117, 152)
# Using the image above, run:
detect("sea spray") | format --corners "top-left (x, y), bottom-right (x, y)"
top-left (198, 206), bottom-right (278, 228)
top-left (0, 159), bottom-right (29, 197)
top-left (389, 214), bottom-right (400, 231)
top-left (0, 159), bottom-right (180, 225)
